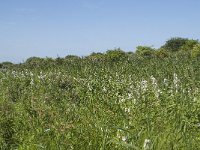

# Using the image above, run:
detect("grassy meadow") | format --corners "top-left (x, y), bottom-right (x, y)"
top-left (1, 42), bottom-right (200, 149)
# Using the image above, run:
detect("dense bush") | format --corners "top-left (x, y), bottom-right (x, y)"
top-left (65, 55), bottom-right (80, 60)
top-left (161, 37), bottom-right (189, 52)
top-left (135, 46), bottom-right (155, 57)
top-left (19, 37), bottom-right (199, 67)
top-left (105, 48), bottom-right (127, 61)
top-left (181, 39), bottom-right (199, 51)
top-left (86, 52), bottom-right (105, 62)
top-left (155, 48), bottom-right (169, 58)
top-left (0, 62), bottom-right (13, 68)
top-left (25, 57), bottom-right (44, 66)
top-left (191, 43), bottom-right (200, 58)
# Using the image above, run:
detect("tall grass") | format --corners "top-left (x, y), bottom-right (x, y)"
top-left (0, 56), bottom-right (200, 149)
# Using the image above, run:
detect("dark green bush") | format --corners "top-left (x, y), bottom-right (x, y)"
top-left (161, 37), bottom-right (189, 52)
top-left (1, 62), bottom-right (13, 69)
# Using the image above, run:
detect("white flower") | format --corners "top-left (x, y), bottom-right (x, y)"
top-left (44, 128), bottom-right (50, 132)
top-left (173, 73), bottom-right (179, 92)
top-left (122, 136), bottom-right (127, 142)
top-left (150, 76), bottom-right (162, 98)
top-left (151, 75), bottom-right (157, 87)
top-left (133, 98), bottom-right (136, 104)
top-left (119, 98), bottom-right (126, 103)
top-left (143, 139), bottom-right (151, 150)
top-left (125, 108), bottom-right (130, 113)
top-left (102, 87), bottom-right (107, 92)
top-left (30, 72), bottom-right (33, 76)
top-left (197, 123), bottom-right (200, 127)
top-left (187, 88), bottom-right (191, 94)
top-left (30, 78), bottom-right (34, 85)
top-left (127, 93), bottom-right (132, 99)
top-left (163, 78), bottom-right (168, 86)
top-left (141, 80), bottom-right (148, 92)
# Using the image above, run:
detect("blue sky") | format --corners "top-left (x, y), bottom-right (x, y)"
top-left (0, 0), bottom-right (200, 63)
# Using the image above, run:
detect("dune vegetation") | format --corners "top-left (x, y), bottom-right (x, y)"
top-left (0, 37), bottom-right (200, 149)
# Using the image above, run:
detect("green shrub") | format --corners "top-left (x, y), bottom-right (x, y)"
top-left (155, 48), bottom-right (169, 58)
top-left (55, 57), bottom-right (65, 65)
top-left (135, 46), bottom-right (155, 58)
top-left (105, 48), bottom-right (126, 61)
top-left (161, 37), bottom-right (189, 52)
top-left (65, 55), bottom-right (80, 60)
top-left (25, 57), bottom-right (44, 66)
top-left (181, 39), bottom-right (199, 51)
top-left (191, 44), bottom-right (200, 58)
top-left (86, 52), bottom-right (105, 62)
top-left (1, 61), bottom-right (13, 68)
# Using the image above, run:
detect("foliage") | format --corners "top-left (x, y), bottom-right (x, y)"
top-left (25, 57), bottom-right (44, 66)
top-left (86, 52), bottom-right (105, 62)
top-left (0, 61), bottom-right (13, 69)
top-left (65, 55), bottom-right (80, 60)
top-left (155, 48), bottom-right (169, 58)
top-left (135, 46), bottom-right (155, 57)
top-left (105, 48), bottom-right (127, 61)
top-left (1, 38), bottom-right (200, 149)
top-left (191, 43), bottom-right (200, 58)
top-left (0, 54), bottom-right (200, 149)
top-left (126, 51), bottom-right (134, 55)
top-left (55, 57), bottom-right (65, 65)
top-left (181, 39), bottom-right (199, 51)
top-left (44, 57), bottom-right (55, 63)
top-left (161, 37), bottom-right (189, 52)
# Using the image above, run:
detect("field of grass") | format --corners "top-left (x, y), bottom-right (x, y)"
top-left (0, 55), bottom-right (200, 149)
